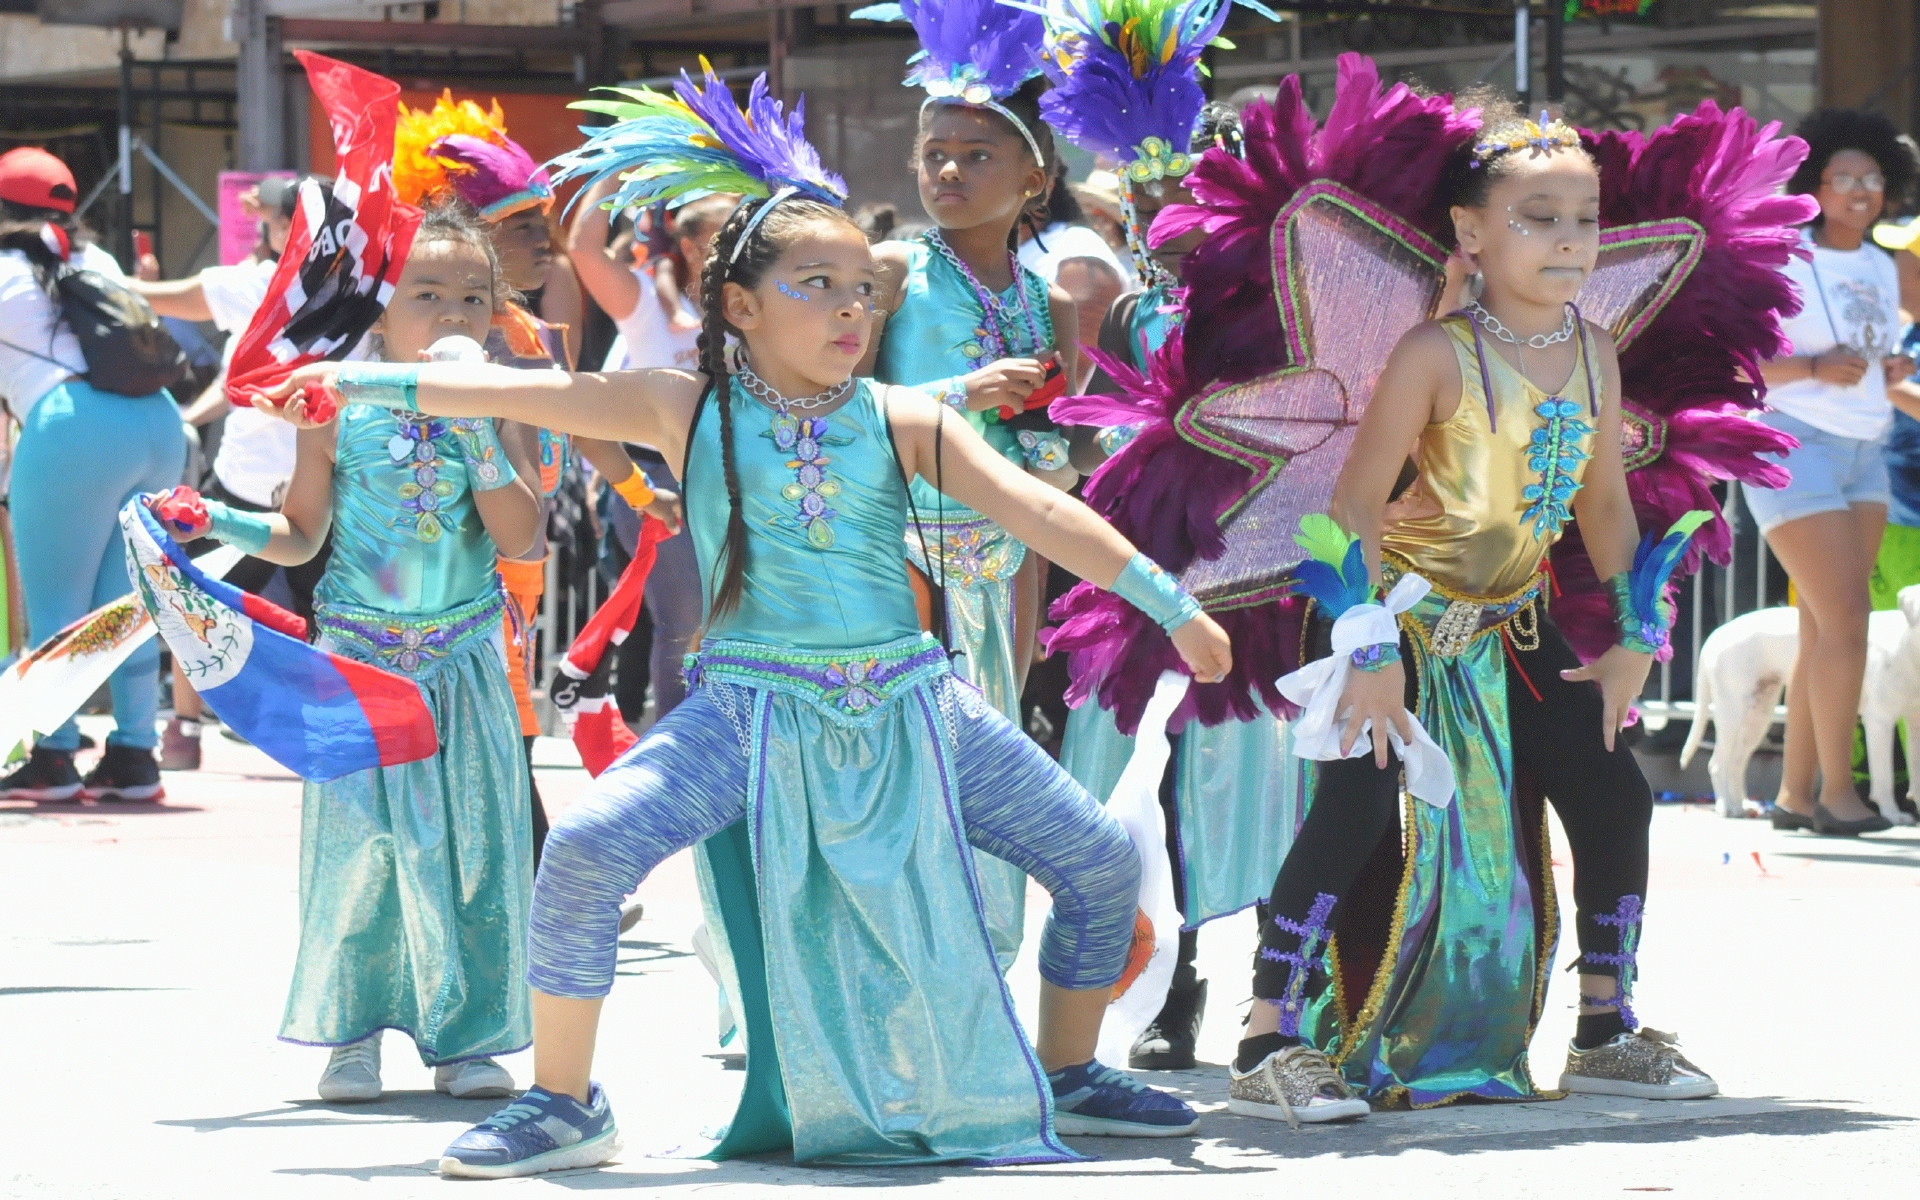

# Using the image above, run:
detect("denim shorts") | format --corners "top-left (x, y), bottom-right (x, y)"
top-left (1743, 409), bottom-right (1891, 534)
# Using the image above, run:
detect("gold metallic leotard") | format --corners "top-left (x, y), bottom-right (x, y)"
top-left (1381, 313), bottom-right (1600, 599)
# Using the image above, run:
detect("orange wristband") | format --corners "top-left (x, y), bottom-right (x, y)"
top-left (611, 469), bottom-right (656, 510)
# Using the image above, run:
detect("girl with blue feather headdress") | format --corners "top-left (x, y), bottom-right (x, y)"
top-left (850, 0), bottom-right (1086, 970)
top-left (1023, 0), bottom-right (1293, 1078)
top-left (264, 62), bottom-right (1237, 1177)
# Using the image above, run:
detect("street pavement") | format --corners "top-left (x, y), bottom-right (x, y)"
top-left (2, 717), bottom-right (1916, 1198)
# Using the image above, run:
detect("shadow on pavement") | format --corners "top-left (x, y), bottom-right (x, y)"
top-left (157, 1090), bottom-right (517, 1134)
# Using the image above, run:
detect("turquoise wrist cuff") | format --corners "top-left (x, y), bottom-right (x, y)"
top-left (1113, 552), bottom-right (1203, 634)
top-left (1607, 571), bottom-right (1667, 655)
top-left (453, 419), bottom-right (518, 493)
top-left (1018, 430), bottom-right (1071, 473)
top-left (205, 500), bottom-right (272, 555)
top-left (335, 362), bottom-right (419, 411)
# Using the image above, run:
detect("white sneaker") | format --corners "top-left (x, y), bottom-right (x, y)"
top-left (435, 1058), bottom-right (516, 1100)
top-left (317, 1036), bottom-right (382, 1103)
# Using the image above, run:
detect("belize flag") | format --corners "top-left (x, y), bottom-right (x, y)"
top-left (118, 500), bottom-right (437, 781)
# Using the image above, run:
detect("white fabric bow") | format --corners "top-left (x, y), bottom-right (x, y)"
top-left (1277, 572), bottom-right (1456, 807)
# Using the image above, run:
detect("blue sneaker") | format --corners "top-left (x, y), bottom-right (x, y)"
top-left (438, 1084), bottom-right (620, 1179)
top-left (1048, 1060), bottom-right (1199, 1137)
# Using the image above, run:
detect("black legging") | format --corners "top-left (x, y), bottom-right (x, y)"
top-left (1253, 614), bottom-right (1652, 1000)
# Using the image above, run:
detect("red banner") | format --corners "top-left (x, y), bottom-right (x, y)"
top-left (225, 51), bottom-right (421, 408)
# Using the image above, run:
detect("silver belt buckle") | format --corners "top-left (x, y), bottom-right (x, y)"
top-left (1429, 598), bottom-right (1485, 657)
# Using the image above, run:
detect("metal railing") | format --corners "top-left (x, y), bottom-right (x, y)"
top-left (1637, 481), bottom-right (1788, 732)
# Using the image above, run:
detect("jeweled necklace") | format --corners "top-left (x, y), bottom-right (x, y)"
top-left (924, 228), bottom-right (1045, 359)
top-left (736, 363), bottom-right (853, 412)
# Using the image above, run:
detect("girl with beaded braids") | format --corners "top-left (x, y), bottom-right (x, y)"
top-left (1025, 0), bottom-right (1292, 1075)
top-left (262, 66), bottom-right (1232, 1177)
top-left (148, 196), bottom-right (545, 1106)
top-left (1218, 98), bottom-right (1722, 1124)
top-left (850, 0), bottom-right (1083, 971)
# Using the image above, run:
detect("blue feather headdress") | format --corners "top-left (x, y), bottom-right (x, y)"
top-left (547, 61), bottom-right (846, 261)
top-left (1011, 0), bottom-right (1268, 283)
top-left (852, 0), bottom-right (1050, 164)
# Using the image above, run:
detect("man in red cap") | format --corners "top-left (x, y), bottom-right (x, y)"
top-left (0, 147), bottom-right (79, 214)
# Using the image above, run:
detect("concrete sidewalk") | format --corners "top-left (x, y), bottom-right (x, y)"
top-left (2, 718), bottom-right (1915, 1198)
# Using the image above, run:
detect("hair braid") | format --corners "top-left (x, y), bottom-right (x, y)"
top-left (694, 198), bottom-right (759, 623)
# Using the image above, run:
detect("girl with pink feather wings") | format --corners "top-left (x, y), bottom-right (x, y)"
top-left (1048, 57), bottom-right (1814, 1121)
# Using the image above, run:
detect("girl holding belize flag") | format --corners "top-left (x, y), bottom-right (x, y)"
top-left (151, 191), bottom-right (544, 1104)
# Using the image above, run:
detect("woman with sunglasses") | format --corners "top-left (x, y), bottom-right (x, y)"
top-left (1751, 109), bottom-right (1920, 835)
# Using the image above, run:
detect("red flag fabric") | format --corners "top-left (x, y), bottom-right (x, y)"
top-left (226, 51), bottom-right (421, 408)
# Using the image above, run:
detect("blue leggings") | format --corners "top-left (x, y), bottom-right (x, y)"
top-left (9, 382), bottom-right (185, 751)
top-left (530, 680), bottom-right (1140, 998)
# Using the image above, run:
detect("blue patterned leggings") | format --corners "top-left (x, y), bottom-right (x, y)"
top-left (529, 680), bottom-right (1140, 999)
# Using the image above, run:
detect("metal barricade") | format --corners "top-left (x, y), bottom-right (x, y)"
top-left (1636, 481), bottom-right (1787, 732)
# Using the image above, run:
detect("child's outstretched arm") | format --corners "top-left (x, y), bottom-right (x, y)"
top-left (261, 361), bottom-right (708, 469)
top-left (152, 424), bottom-right (336, 566)
top-left (881, 385), bottom-right (1231, 683)
top-left (1562, 324), bottom-right (1649, 751)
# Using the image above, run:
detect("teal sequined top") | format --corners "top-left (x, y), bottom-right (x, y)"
top-left (317, 404), bottom-right (516, 616)
top-left (685, 379), bottom-right (924, 651)
top-left (874, 238), bottom-right (1053, 511)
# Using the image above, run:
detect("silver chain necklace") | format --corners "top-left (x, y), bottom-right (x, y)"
top-left (1465, 300), bottom-right (1576, 349)
top-left (735, 363), bottom-right (853, 412)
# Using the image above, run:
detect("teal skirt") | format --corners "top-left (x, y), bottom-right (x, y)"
top-left (278, 592), bottom-right (534, 1064)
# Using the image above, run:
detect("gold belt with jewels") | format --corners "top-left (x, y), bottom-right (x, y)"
top-left (1383, 555), bottom-right (1546, 658)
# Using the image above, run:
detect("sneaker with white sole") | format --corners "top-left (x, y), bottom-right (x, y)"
top-left (1558, 1028), bottom-right (1718, 1100)
top-left (1227, 1044), bottom-right (1369, 1127)
top-left (317, 1036), bottom-right (382, 1103)
top-left (0, 747), bottom-right (82, 801)
top-left (1048, 1060), bottom-right (1198, 1137)
top-left (435, 1058), bottom-right (515, 1099)
top-left (80, 745), bottom-right (164, 802)
top-left (439, 1083), bottom-right (620, 1179)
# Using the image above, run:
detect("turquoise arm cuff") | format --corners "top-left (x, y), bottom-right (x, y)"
top-left (335, 362), bottom-right (419, 411)
top-left (1112, 552), bottom-right (1203, 634)
top-left (452, 419), bottom-right (518, 493)
top-left (205, 500), bottom-right (272, 555)
top-left (1606, 571), bottom-right (1668, 655)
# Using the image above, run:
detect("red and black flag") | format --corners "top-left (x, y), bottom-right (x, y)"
top-left (226, 50), bottom-right (421, 408)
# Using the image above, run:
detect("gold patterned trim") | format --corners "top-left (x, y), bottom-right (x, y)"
top-left (1385, 552), bottom-right (1546, 659)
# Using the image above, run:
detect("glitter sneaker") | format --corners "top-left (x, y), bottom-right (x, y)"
top-left (1559, 1028), bottom-right (1719, 1100)
top-left (1049, 1060), bottom-right (1199, 1137)
top-left (1227, 1044), bottom-right (1369, 1127)
top-left (439, 1084), bottom-right (620, 1179)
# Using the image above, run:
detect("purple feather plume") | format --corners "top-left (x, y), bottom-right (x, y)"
top-left (429, 133), bottom-right (553, 219)
top-left (1033, 0), bottom-right (1230, 163)
top-left (1549, 102), bottom-right (1816, 664)
top-left (676, 70), bottom-right (846, 203)
top-left (1050, 55), bottom-right (1472, 732)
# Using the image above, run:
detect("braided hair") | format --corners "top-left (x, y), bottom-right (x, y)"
top-left (691, 193), bottom-right (860, 621)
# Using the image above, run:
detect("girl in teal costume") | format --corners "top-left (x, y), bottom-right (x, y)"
top-left (161, 201), bottom-right (545, 1102)
top-left (1037, 1), bottom-right (1297, 1070)
top-left (858, 0), bottom-right (1084, 967)
top-left (265, 67), bottom-right (1235, 1178)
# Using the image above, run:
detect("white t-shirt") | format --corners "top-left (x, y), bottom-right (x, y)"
top-left (613, 265), bottom-right (700, 372)
top-left (0, 242), bottom-right (124, 420)
top-left (1769, 238), bottom-right (1903, 441)
top-left (201, 258), bottom-right (296, 508)
top-left (1017, 221), bottom-right (1129, 287)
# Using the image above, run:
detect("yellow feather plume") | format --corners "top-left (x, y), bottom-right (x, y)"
top-left (392, 90), bottom-right (513, 207)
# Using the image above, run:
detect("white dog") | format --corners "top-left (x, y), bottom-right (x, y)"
top-left (1679, 585), bottom-right (1920, 822)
